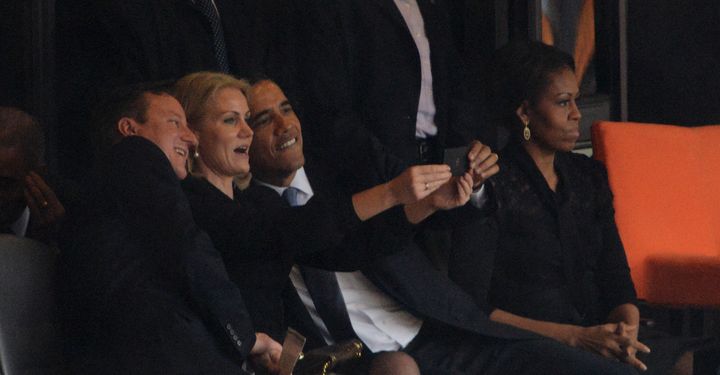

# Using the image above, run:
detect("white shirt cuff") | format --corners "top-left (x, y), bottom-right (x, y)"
top-left (469, 184), bottom-right (488, 209)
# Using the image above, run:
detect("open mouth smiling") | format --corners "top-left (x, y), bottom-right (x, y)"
top-left (174, 147), bottom-right (188, 157)
top-left (277, 137), bottom-right (296, 151)
top-left (234, 146), bottom-right (249, 154)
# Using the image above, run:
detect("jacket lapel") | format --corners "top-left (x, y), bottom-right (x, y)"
top-left (368, 0), bottom-right (417, 47)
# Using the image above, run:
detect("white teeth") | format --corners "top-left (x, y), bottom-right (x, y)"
top-left (174, 147), bottom-right (187, 157)
top-left (278, 138), bottom-right (296, 150)
top-left (235, 146), bottom-right (248, 154)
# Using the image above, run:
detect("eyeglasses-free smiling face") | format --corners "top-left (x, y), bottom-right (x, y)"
top-left (131, 93), bottom-right (197, 179)
top-left (246, 81), bottom-right (304, 184)
top-left (524, 68), bottom-right (582, 153)
top-left (194, 87), bottom-right (253, 179)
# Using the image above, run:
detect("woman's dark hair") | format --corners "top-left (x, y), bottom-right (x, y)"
top-left (486, 40), bottom-right (575, 140)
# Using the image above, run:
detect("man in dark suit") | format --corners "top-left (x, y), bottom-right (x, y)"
top-left (244, 79), bottom-right (638, 375)
top-left (285, 0), bottom-right (501, 275)
top-left (289, 0), bottom-right (494, 175)
top-left (59, 83), bottom-right (281, 374)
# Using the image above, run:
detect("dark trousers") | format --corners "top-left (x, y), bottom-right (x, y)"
top-left (403, 323), bottom-right (639, 375)
top-left (72, 288), bottom-right (248, 375)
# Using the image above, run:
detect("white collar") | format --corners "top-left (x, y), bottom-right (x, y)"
top-left (254, 167), bottom-right (314, 199)
top-left (10, 206), bottom-right (30, 237)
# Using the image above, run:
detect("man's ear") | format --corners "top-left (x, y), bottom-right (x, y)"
top-left (117, 117), bottom-right (138, 137)
top-left (515, 101), bottom-right (531, 125)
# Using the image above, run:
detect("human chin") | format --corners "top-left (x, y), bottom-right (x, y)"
top-left (556, 137), bottom-right (577, 152)
top-left (564, 129), bottom-right (580, 149)
top-left (230, 159), bottom-right (251, 176)
top-left (172, 163), bottom-right (188, 179)
top-left (281, 151), bottom-right (304, 172)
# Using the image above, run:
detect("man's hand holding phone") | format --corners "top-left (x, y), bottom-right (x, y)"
top-left (442, 141), bottom-right (499, 188)
top-left (465, 140), bottom-right (499, 189)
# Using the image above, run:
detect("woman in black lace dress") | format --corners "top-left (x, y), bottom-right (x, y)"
top-left (448, 41), bottom-right (704, 374)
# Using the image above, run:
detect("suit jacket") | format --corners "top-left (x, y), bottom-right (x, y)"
top-left (268, 163), bottom-right (536, 351)
top-left (182, 158), bottom-right (412, 340)
top-left (59, 137), bottom-right (256, 373)
top-left (288, 0), bottom-right (489, 176)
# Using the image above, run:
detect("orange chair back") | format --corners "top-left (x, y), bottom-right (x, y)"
top-left (592, 121), bottom-right (720, 305)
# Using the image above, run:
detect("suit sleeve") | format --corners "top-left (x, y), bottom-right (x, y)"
top-left (446, 213), bottom-right (497, 314)
top-left (187, 179), bottom-right (364, 266)
top-left (107, 137), bottom-right (257, 362)
top-left (295, 204), bottom-right (417, 271)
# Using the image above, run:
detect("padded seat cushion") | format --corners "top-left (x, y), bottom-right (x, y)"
top-left (592, 122), bottom-right (720, 305)
top-left (0, 234), bottom-right (62, 374)
top-left (645, 255), bottom-right (720, 306)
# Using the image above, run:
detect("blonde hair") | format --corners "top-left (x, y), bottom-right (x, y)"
top-left (172, 71), bottom-right (250, 131)
top-left (173, 72), bottom-right (250, 174)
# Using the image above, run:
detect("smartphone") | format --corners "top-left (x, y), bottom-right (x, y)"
top-left (443, 146), bottom-right (470, 176)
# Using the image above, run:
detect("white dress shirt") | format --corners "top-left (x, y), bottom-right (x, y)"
top-left (393, 0), bottom-right (492, 205)
top-left (256, 168), bottom-right (424, 352)
top-left (394, 0), bottom-right (437, 139)
top-left (9, 206), bottom-right (30, 237)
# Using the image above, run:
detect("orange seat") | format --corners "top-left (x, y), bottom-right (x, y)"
top-left (591, 121), bottom-right (720, 307)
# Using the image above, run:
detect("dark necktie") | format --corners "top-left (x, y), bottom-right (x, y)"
top-left (194, 0), bottom-right (230, 72)
top-left (300, 266), bottom-right (358, 342)
top-left (281, 187), bottom-right (357, 342)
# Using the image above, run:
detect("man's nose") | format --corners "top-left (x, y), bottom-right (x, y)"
top-left (273, 114), bottom-right (292, 134)
top-left (181, 124), bottom-right (198, 146)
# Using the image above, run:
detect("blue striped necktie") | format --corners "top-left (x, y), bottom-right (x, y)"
top-left (282, 186), bottom-right (300, 207)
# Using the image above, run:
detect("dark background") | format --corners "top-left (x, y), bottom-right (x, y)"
top-left (2, 0), bottom-right (720, 174)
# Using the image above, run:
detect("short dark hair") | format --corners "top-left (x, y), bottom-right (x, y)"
top-left (246, 74), bottom-right (272, 86)
top-left (486, 41), bottom-right (575, 138)
top-left (92, 81), bottom-right (174, 156)
top-left (0, 107), bottom-right (45, 170)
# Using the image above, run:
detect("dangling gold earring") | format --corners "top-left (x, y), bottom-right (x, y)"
top-left (522, 119), bottom-right (531, 141)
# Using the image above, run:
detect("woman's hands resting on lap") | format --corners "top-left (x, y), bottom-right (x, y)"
top-left (490, 307), bottom-right (651, 372)
top-left (561, 322), bottom-right (650, 371)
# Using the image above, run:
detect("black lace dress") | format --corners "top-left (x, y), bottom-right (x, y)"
top-left (449, 142), bottom-right (717, 374)
top-left (483, 142), bottom-right (636, 325)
